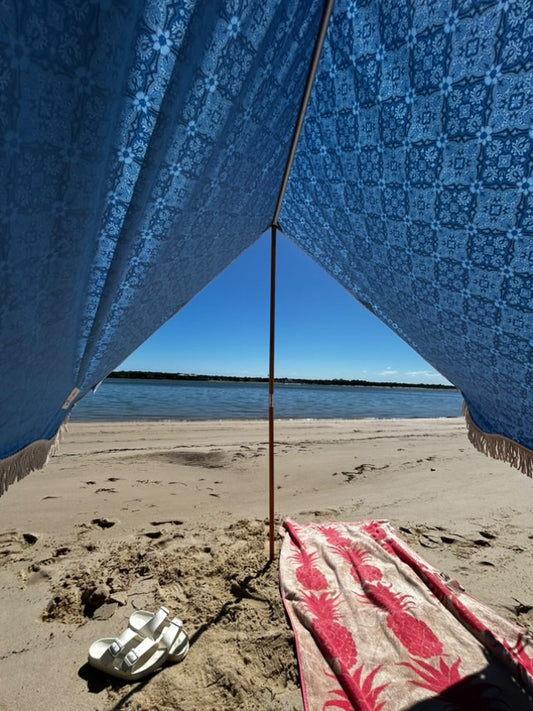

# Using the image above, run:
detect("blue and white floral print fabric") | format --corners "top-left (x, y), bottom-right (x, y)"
top-left (0, 1), bottom-right (323, 467)
top-left (282, 0), bottom-right (533, 458)
top-left (3, 0), bottom-right (533, 490)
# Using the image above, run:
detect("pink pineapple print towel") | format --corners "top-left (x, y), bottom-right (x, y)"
top-left (279, 519), bottom-right (533, 710)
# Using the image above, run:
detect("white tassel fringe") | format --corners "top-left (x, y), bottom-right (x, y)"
top-left (0, 420), bottom-right (68, 497)
top-left (463, 403), bottom-right (533, 478)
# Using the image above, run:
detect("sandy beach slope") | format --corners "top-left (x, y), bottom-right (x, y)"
top-left (1, 417), bottom-right (533, 710)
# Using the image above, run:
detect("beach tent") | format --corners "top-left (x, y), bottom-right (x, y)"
top-left (2, 0), bottom-right (533, 497)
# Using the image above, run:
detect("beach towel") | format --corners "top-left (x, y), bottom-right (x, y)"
top-left (280, 519), bottom-right (533, 710)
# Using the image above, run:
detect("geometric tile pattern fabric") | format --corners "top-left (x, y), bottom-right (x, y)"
top-left (0, 0), bottom-right (323, 461)
top-left (2, 0), bottom-right (533, 485)
top-left (282, 0), bottom-right (533, 452)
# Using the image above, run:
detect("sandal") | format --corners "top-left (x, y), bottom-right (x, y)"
top-left (88, 613), bottom-right (188, 678)
top-left (129, 606), bottom-right (189, 662)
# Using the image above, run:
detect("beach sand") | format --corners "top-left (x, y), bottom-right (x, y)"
top-left (1, 417), bottom-right (533, 710)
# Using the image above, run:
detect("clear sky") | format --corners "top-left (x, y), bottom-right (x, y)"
top-left (120, 231), bottom-right (450, 385)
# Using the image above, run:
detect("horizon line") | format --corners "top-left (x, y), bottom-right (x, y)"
top-left (109, 370), bottom-right (456, 390)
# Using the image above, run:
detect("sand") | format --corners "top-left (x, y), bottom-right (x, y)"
top-left (1, 417), bottom-right (533, 710)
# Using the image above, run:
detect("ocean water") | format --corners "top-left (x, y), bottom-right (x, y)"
top-left (70, 378), bottom-right (463, 421)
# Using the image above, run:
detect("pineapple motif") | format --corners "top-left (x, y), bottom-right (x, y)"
top-left (321, 527), bottom-right (383, 584)
top-left (324, 665), bottom-right (389, 710)
top-left (402, 658), bottom-right (512, 709)
top-left (301, 591), bottom-right (358, 670)
top-left (321, 526), bottom-right (354, 549)
top-left (291, 546), bottom-right (328, 591)
top-left (342, 546), bottom-right (383, 584)
top-left (301, 590), bottom-right (391, 710)
top-left (286, 519), bottom-right (329, 591)
top-left (401, 657), bottom-right (462, 692)
top-left (360, 521), bottom-right (396, 555)
top-left (361, 581), bottom-right (443, 659)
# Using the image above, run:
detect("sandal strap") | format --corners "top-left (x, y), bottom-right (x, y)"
top-left (121, 635), bottom-right (158, 671)
top-left (160, 618), bottom-right (182, 650)
top-left (141, 606), bottom-right (169, 638)
top-left (108, 624), bottom-right (139, 657)
top-left (109, 640), bottom-right (123, 657)
top-left (119, 614), bottom-right (184, 671)
top-left (120, 620), bottom-right (180, 672)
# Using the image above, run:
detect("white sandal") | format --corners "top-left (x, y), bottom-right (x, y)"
top-left (88, 611), bottom-right (188, 679)
top-left (129, 606), bottom-right (189, 662)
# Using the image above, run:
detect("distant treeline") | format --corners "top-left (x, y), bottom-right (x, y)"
top-left (108, 370), bottom-right (456, 390)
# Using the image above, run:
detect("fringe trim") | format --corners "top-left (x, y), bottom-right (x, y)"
top-left (463, 403), bottom-right (533, 478)
top-left (0, 419), bottom-right (69, 497)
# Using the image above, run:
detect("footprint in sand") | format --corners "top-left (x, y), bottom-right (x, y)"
top-left (91, 518), bottom-right (116, 529)
top-left (333, 463), bottom-right (389, 483)
top-left (299, 509), bottom-right (336, 518)
top-left (479, 530), bottom-right (497, 540)
top-left (473, 538), bottom-right (491, 548)
top-left (26, 568), bottom-right (52, 585)
top-left (0, 531), bottom-right (28, 560)
top-left (54, 546), bottom-right (70, 557)
top-left (403, 524), bottom-right (498, 557)
top-left (142, 450), bottom-right (229, 468)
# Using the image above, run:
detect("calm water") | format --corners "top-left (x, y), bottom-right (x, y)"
top-left (70, 379), bottom-right (463, 421)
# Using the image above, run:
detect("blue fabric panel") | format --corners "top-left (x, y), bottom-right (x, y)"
top-left (0, 0), bottom-right (324, 458)
top-left (281, 0), bottom-right (533, 449)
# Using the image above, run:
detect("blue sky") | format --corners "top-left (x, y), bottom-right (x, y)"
top-left (120, 231), bottom-right (450, 385)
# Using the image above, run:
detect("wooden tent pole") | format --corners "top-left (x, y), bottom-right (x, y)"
top-left (267, 0), bottom-right (334, 560)
top-left (268, 224), bottom-right (277, 560)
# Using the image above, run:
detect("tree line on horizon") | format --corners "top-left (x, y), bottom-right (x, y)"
top-left (108, 370), bottom-right (456, 390)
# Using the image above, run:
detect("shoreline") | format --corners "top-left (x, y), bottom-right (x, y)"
top-left (1, 417), bottom-right (533, 709)
top-left (70, 414), bottom-right (464, 423)
top-left (108, 371), bottom-right (456, 390)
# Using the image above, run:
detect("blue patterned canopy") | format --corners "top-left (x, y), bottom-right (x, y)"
top-left (1, 0), bottom-right (533, 494)
top-left (281, 0), bottom-right (533, 472)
